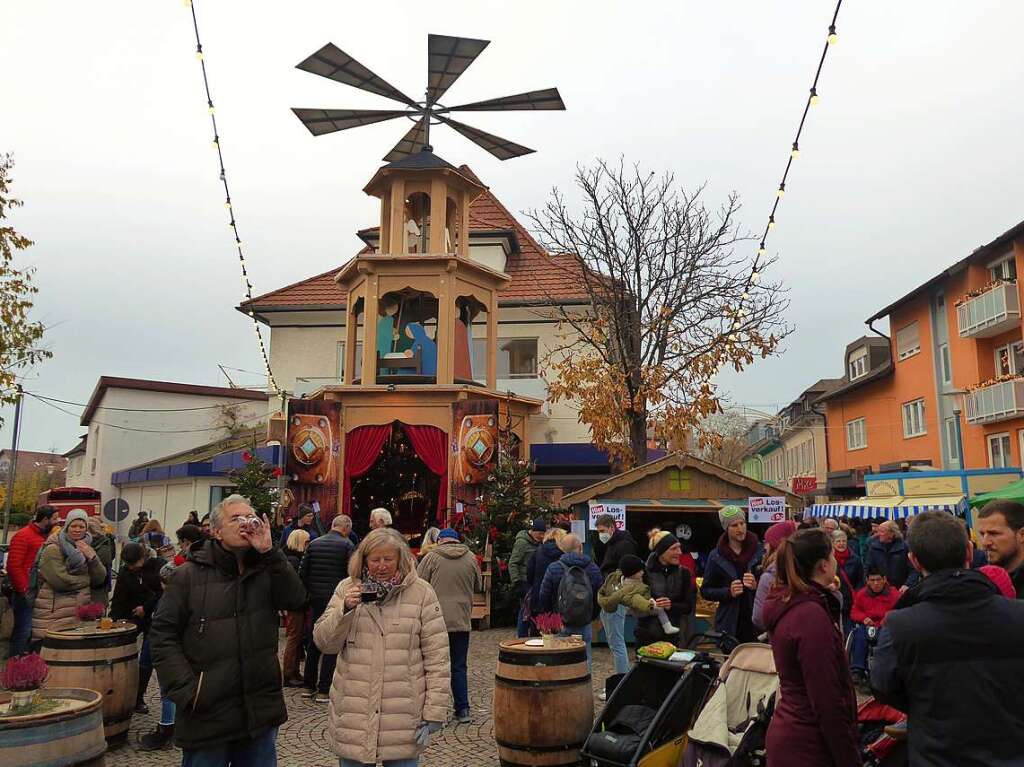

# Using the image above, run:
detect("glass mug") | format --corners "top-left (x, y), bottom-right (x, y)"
top-left (360, 582), bottom-right (380, 604)
top-left (238, 515), bottom-right (263, 535)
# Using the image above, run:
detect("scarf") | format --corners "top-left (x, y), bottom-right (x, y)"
top-left (717, 531), bottom-right (759, 572)
top-left (59, 529), bottom-right (93, 575)
top-left (834, 546), bottom-right (854, 592)
top-left (362, 568), bottom-right (404, 602)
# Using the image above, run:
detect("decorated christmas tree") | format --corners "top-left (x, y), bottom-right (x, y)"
top-left (228, 448), bottom-right (282, 520)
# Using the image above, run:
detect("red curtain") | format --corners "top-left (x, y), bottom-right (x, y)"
top-left (342, 425), bottom-right (392, 517)
top-left (403, 424), bottom-right (449, 524)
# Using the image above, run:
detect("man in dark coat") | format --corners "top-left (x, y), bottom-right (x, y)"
top-left (865, 521), bottom-right (911, 588)
top-left (976, 500), bottom-right (1024, 598)
top-left (509, 519), bottom-right (546, 638)
top-left (298, 514), bottom-right (355, 701)
top-left (151, 494), bottom-right (306, 762)
top-left (593, 513), bottom-right (637, 681)
top-left (277, 503), bottom-right (320, 548)
top-left (701, 505), bottom-right (763, 642)
top-left (871, 511), bottom-right (1024, 767)
top-left (526, 534), bottom-right (564, 612)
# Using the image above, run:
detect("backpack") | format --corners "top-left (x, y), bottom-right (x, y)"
top-left (24, 544), bottom-right (48, 609)
top-left (557, 564), bottom-right (593, 627)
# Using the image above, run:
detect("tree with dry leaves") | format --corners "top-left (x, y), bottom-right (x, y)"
top-left (0, 155), bottom-right (50, 424)
top-left (696, 411), bottom-right (755, 472)
top-left (527, 159), bottom-right (789, 468)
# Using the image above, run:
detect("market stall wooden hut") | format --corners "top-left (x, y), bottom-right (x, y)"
top-left (562, 452), bottom-right (805, 637)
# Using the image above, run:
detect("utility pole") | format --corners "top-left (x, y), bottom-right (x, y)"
top-left (2, 385), bottom-right (25, 545)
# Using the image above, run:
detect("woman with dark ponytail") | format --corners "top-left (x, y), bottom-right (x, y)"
top-left (761, 529), bottom-right (860, 767)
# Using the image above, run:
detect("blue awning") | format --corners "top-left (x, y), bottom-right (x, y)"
top-left (530, 443), bottom-right (666, 467)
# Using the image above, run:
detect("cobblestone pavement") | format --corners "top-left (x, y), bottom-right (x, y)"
top-left (108, 628), bottom-right (615, 767)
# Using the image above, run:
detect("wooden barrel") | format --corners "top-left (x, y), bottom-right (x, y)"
top-left (41, 622), bottom-right (140, 740)
top-left (0, 687), bottom-right (106, 766)
top-left (493, 639), bottom-right (594, 767)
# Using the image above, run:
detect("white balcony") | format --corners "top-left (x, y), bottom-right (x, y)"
top-left (965, 378), bottom-right (1024, 424)
top-left (957, 281), bottom-right (1021, 338)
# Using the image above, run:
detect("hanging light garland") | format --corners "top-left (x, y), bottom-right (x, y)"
top-left (183, 0), bottom-right (280, 394)
top-left (729, 0), bottom-right (844, 343)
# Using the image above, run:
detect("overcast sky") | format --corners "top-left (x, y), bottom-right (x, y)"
top-left (2, 1), bottom-right (1023, 453)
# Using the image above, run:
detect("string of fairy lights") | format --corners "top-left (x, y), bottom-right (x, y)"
top-left (729, 0), bottom-right (844, 341)
top-left (183, 0), bottom-right (280, 394)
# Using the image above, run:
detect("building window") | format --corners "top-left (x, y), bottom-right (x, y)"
top-left (988, 432), bottom-right (1013, 468)
top-left (989, 256), bottom-right (1017, 283)
top-left (994, 342), bottom-right (1024, 377)
top-left (896, 322), bottom-right (920, 360)
top-left (939, 343), bottom-right (951, 384)
top-left (846, 418), bottom-right (867, 451)
top-left (902, 399), bottom-right (927, 438)
top-left (945, 418), bottom-right (959, 463)
top-left (336, 341), bottom-right (363, 379)
top-left (668, 467), bottom-right (690, 491)
top-left (849, 347), bottom-right (869, 380)
top-left (471, 337), bottom-right (539, 379)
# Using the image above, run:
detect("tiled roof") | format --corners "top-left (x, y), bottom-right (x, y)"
top-left (243, 166), bottom-right (590, 312)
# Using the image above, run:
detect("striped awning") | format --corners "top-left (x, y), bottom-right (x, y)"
top-left (807, 494), bottom-right (968, 519)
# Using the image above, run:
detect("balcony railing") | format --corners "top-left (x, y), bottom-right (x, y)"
top-left (957, 280), bottom-right (1021, 338)
top-left (965, 378), bottom-right (1024, 424)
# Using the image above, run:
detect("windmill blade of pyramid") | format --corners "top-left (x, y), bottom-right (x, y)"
top-left (426, 34), bottom-right (490, 104)
top-left (291, 108), bottom-right (410, 137)
top-left (383, 117), bottom-right (429, 162)
top-left (442, 88), bottom-right (566, 112)
top-left (436, 116), bottom-right (534, 160)
top-left (296, 43), bottom-right (417, 107)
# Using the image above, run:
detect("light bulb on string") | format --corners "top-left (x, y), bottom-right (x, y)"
top-left (741, 292), bottom-right (749, 300)
top-left (768, 215), bottom-right (776, 230)
top-left (777, 183), bottom-right (786, 199)
top-left (208, 101), bottom-right (215, 115)
top-left (809, 87), bottom-right (819, 106)
top-left (791, 142), bottom-right (799, 159)
top-left (827, 25), bottom-right (838, 45)
top-left (751, 271), bottom-right (761, 284)
top-left (196, 46), bottom-right (204, 61)
top-left (212, 136), bottom-right (219, 149)
top-left (757, 243), bottom-right (766, 256)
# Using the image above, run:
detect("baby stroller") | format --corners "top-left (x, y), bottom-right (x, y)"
top-left (680, 643), bottom-right (779, 767)
top-left (858, 698), bottom-right (908, 767)
top-left (580, 634), bottom-right (735, 767)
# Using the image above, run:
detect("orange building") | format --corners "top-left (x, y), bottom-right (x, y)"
top-left (821, 219), bottom-right (1024, 497)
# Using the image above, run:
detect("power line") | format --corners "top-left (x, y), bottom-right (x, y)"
top-left (25, 392), bottom-right (269, 434)
top-left (184, 0), bottom-right (279, 394)
top-left (729, 0), bottom-right (844, 340)
top-left (27, 392), bottom-right (254, 414)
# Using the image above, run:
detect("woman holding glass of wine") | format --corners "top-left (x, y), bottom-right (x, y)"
top-left (313, 527), bottom-right (450, 767)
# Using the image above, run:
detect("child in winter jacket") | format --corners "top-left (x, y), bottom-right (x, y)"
top-left (597, 554), bottom-right (678, 634)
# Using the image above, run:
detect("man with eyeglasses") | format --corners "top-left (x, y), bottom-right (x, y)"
top-left (151, 494), bottom-right (306, 766)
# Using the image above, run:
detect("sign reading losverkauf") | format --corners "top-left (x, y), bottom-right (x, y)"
top-left (748, 496), bottom-right (787, 524)
top-left (588, 500), bottom-right (626, 530)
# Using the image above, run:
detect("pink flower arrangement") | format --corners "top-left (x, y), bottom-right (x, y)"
top-left (76, 602), bottom-right (105, 621)
top-left (241, 450), bottom-right (253, 463)
top-left (532, 612), bottom-right (564, 635)
top-left (2, 653), bottom-right (49, 691)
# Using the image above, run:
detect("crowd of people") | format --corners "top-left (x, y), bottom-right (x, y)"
top-left (4, 493), bottom-right (1024, 766)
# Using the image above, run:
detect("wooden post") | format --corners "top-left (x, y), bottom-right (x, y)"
top-left (388, 178), bottom-right (406, 255)
top-left (379, 195), bottom-right (391, 253)
top-left (429, 178), bottom-right (447, 253)
top-left (458, 189), bottom-right (470, 258)
top-left (487, 291), bottom-right (498, 389)
top-left (344, 297), bottom-right (358, 384)
top-left (436, 267), bottom-right (454, 384)
top-left (361, 275), bottom-right (379, 385)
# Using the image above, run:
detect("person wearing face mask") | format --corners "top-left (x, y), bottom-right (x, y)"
top-left (30, 509), bottom-right (108, 643)
top-left (6, 505), bottom-right (57, 655)
top-left (314, 527), bottom-right (450, 767)
top-left (593, 514), bottom-right (637, 685)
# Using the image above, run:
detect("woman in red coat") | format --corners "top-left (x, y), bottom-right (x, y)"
top-left (762, 529), bottom-right (861, 767)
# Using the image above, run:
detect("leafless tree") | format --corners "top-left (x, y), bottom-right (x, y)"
top-left (527, 159), bottom-right (790, 467)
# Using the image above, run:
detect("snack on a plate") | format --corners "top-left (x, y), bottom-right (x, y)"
top-left (637, 641), bottom-right (677, 660)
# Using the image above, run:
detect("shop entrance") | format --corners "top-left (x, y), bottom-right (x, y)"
top-left (348, 422), bottom-right (445, 540)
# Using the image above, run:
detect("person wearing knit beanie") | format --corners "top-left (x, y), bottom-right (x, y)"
top-left (718, 505), bottom-right (746, 530)
top-left (618, 554), bottom-right (645, 578)
top-left (765, 520), bottom-right (798, 551)
top-left (653, 532), bottom-right (680, 560)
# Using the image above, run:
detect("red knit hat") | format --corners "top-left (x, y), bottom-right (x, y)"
top-left (980, 565), bottom-right (1016, 599)
top-left (765, 520), bottom-right (798, 550)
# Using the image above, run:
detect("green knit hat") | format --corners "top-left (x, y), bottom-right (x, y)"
top-left (718, 505), bottom-right (746, 530)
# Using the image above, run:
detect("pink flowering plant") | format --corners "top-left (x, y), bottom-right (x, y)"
top-left (2, 653), bottom-right (49, 691)
top-left (532, 612), bottom-right (564, 635)
top-left (77, 602), bottom-right (105, 621)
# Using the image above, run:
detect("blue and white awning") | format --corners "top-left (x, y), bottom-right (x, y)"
top-left (807, 494), bottom-right (968, 519)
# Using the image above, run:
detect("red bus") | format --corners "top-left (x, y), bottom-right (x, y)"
top-left (36, 487), bottom-right (102, 522)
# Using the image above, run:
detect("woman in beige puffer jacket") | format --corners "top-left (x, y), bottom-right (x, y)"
top-left (314, 527), bottom-right (450, 766)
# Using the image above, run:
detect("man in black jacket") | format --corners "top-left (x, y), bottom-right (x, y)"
top-left (151, 494), bottom-right (306, 764)
top-left (298, 513), bottom-right (354, 702)
top-left (594, 513), bottom-right (637, 687)
top-left (871, 511), bottom-right (1024, 767)
top-left (976, 500), bottom-right (1024, 598)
